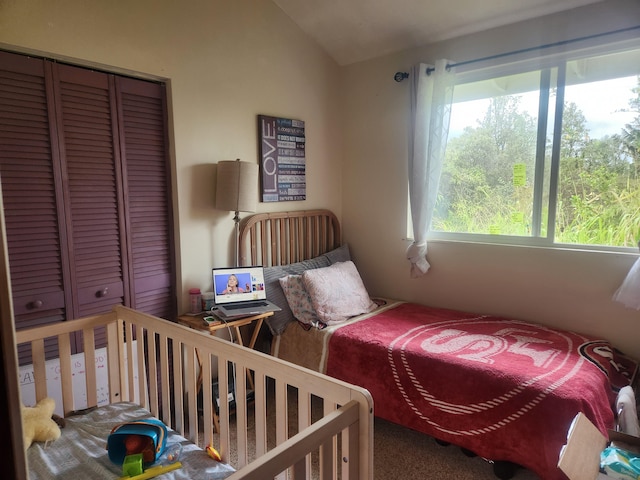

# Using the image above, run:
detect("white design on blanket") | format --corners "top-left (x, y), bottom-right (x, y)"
top-left (386, 316), bottom-right (582, 436)
top-left (420, 327), bottom-right (560, 368)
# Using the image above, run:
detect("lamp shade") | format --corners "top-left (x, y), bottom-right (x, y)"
top-left (215, 159), bottom-right (258, 213)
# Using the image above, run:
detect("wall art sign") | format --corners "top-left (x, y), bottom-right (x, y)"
top-left (258, 114), bottom-right (306, 202)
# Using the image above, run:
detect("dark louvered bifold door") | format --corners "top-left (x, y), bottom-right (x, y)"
top-left (53, 64), bottom-right (127, 320)
top-left (0, 50), bottom-right (176, 366)
top-left (117, 77), bottom-right (175, 320)
top-left (50, 64), bottom-right (129, 354)
top-left (0, 53), bottom-right (72, 364)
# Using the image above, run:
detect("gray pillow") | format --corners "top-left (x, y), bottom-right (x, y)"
top-left (263, 265), bottom-right (292, 336)
top-left (323, 243), bottom-right (351, 264)
top-left (263, 245), bottom-right (349, 335)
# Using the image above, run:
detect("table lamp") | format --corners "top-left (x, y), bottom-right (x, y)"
top-left (216, 159), bottom-right (258, 266)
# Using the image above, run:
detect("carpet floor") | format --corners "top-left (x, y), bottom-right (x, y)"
top-left (205, 385), bottom-right (542, 480)
top-left (372, 416), bottom-right (540, 480)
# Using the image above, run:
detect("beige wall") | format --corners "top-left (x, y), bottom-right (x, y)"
top-left (0, 0), bottom-right (343, 313)
top-left (341, 0), bottom-right (640, 359)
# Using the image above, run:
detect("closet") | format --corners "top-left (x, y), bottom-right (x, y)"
top-left (0, 50), bottom-right (176, 363)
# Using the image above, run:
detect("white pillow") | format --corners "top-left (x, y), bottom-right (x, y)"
top-left (302, 261), bottom-right (377, 325)
top-left (278, 274), bottom-right (321, 326)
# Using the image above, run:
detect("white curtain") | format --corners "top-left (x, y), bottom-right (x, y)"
top-left (406, 59), bottom-right (454, 277)
top-left (613, 252), bottom-right (640, 309)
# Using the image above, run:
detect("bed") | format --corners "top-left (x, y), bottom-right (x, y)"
top-left (238, 209), bottom-right (639, 480)
top-left (15, 305), bottom-right (374, 480)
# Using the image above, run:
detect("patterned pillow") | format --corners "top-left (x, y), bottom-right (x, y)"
top-left (302, 261), bottom-right (377, 325)
top-left (262, 245), bottom-right (352, 335)
top-left (279, 275), bottom-right (322, 326)
top-left (263, 253), bottom-right (331, 335)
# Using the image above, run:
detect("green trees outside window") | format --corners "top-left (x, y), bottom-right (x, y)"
top-left (432, 46), bottom-right (640, 249)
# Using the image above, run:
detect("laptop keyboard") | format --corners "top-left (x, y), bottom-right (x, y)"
top-left (224, 301), bottom-right (268, 310)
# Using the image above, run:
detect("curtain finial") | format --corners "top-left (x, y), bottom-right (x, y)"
top-left (394, 72), bottom-right (409, 82)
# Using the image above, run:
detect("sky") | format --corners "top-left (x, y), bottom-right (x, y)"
top-left (449, 75), bottom-right (637, 140)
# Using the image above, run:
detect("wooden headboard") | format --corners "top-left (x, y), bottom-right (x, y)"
top-left (238, 209), bottom-right (341, 267)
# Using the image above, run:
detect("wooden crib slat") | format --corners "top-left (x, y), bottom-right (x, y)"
top-left (345, 421), bottom-right (359, 479)
top-left (200, 352), bottom-right (214, 451)
top-left (235, 364), bottom-right (249, 468)
top-left (147, 331), bottom-right (159, 417)
top-left (320, 435), bottom-right (334, 480)
top-left (185, 344), bottom-right (198, 443)
top-left (158, 334), bottom-right (170, 426)
top-left (136, 325), bottom-right (147, 408)
top-left (275, 379), bottom-right (288, 448)
top-left (323, 400), bottom-right (338, 479)
top-left (83, 327), bottom-right (97, 407)
top-left (298, 390), bottom-right (312, 478)
top-left (58, 334), bottom-right (73, 414)
top-left (172, 340), bottom-right (184, 435)
top-left (106, 321), bottom-right (121, 404)
top-left (292, 459), bottom-right (306, 479)
top-left (217, 358), bottom-right (231, 462)
top-left (117, 320), bottom-right (127, 402)
top-left (253, 373), bottom-right (267, 457)
top-left (31, 338), bottom-right (46, 402)
top-left (127, 324), bottom-right (136, 403)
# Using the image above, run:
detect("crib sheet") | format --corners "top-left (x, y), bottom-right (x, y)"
top-left (26, 402), bottom-right (235, 479)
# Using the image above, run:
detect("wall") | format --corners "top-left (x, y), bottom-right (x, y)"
top-left (341, 0), bottom-right (640, 359)
top-left (0, 0), bottom-right (343, 313)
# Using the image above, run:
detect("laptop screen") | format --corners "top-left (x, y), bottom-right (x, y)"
top-left (212, 266), bottom-right (267, 305)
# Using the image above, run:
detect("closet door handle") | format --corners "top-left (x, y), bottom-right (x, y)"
top-left (96, 287), bottom-right (109, 298)
top-left (29, 300), bottom-right (44, 309)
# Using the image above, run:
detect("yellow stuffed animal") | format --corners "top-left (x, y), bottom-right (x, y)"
top-left (21, 397), bottom-right (62, 449)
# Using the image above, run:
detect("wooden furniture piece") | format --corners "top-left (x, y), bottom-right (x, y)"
top-left (15, 305), bottom-right (374, 479)
top-left (177, 312), bottom-right (272, 351)
top-left (238, 209), bottom-right (340, 267)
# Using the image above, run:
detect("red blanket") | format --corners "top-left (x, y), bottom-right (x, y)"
top-left (325, 302), bottom-right (637, 480)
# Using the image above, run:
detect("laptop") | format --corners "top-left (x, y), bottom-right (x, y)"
top-left (212, 266), bottom-right (282, 318)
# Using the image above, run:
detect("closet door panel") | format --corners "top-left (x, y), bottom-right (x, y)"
top-left (117, 77), bottom-right (175, 319)
top-left (54, 64), bottom-right (127, 318)
top-left (0, 52), bottom-right (70, 363)
top-left (0, 54), bottom-right (69, 321)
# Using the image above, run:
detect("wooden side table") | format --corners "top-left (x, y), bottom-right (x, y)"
top-left (177, 311), bottom-right (273, 350)
top-left (177, 311), bottom-right (273, 431)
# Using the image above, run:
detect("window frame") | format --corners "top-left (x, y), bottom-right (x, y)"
top-left (421, 37), bottom-right (640, 254)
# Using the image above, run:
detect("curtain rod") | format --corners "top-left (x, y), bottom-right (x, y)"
top-left (393, 24), bottom-right (640, 82)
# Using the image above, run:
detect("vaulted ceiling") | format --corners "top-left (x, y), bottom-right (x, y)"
top-left (272, 0), bottom-right (607, 65)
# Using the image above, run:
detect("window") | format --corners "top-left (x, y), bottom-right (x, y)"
top-left (428, 43), bottom-right (640, 251)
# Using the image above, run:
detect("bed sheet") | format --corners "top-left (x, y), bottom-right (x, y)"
top-left (27, 402), bottom-right (235, 480)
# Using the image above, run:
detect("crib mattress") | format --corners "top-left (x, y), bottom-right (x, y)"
top-left (26, 402), bottom-right (235, 479)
